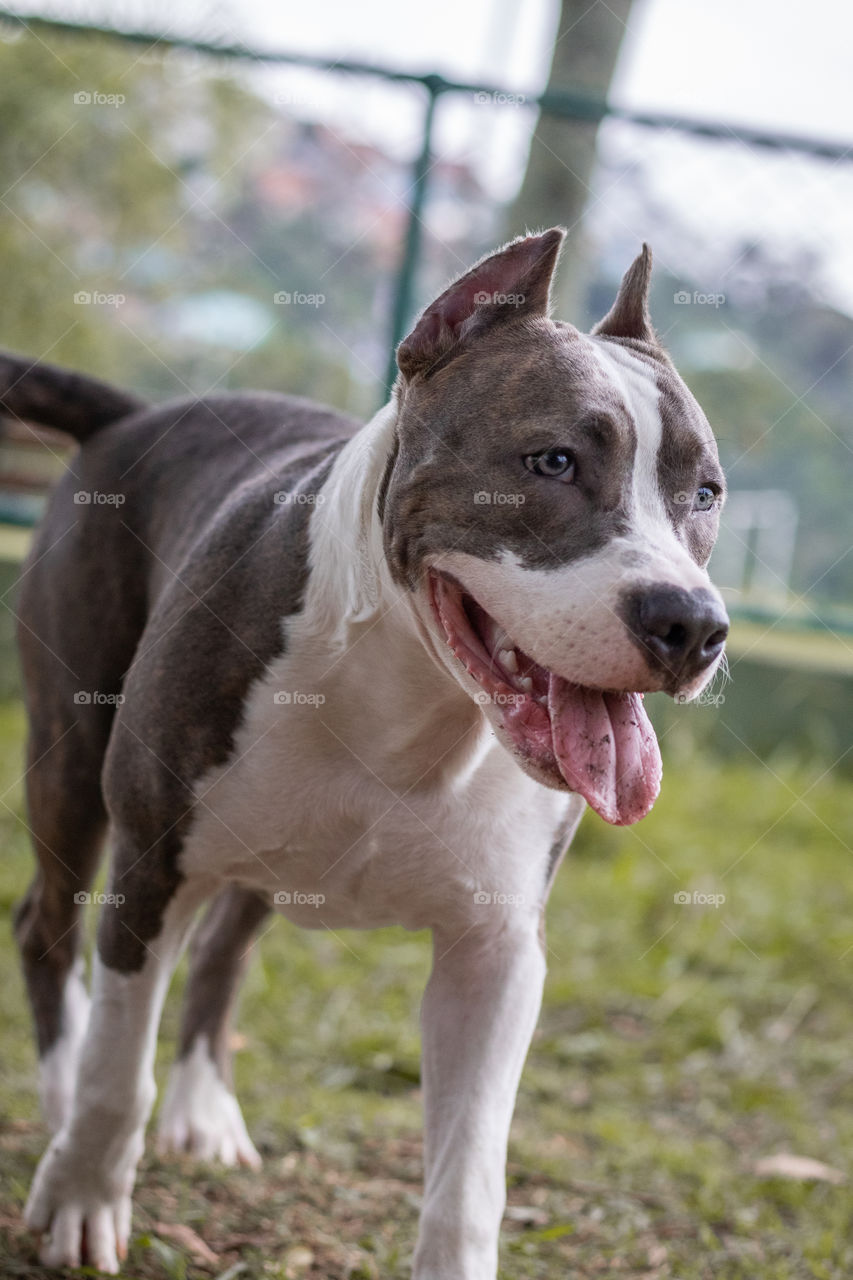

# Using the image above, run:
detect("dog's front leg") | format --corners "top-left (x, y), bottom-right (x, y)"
top-left (413, 916), bottom-right (546, 1280)
top-left (24, 870), bottom-right (208, 1273)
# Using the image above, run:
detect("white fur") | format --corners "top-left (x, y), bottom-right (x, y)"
top-left (301, 399), bottom-right (397, 643)
top-left (26, 884), bottom-right (208, 1274)
top-left (589, 338), bottom-right (670, 533)
top-left (38, 958), bottom-right (90, 1133)
top-left (158, 1036), bottom-right (261, 1169)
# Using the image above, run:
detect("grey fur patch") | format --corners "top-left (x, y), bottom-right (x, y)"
top-left (177, 885), bottom-right (271, 1084)
top-left (20, 392), bottom-right (358, 973)
top-left (384, 320), bottom-right (638, 584)
top-left (655, 373), bottom-right (725, 567)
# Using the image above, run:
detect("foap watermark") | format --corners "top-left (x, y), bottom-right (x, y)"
top-left (473, 490), bottom-right (525, 506)
top-left (273, 690), bottom-right (326, 706)
top-left (73, 690), bottom-right (125, 706)
top-left (473, 290), bottom-right (526, 306)
top-left (675, 689), bottom-right (725, 707)
top-left (473, 690), bottom-right (525, 708)
top-left (472, 90), bottom-right (526, 108)
top-left (673, 289), bottom-right (726, 308)
top-left (73, 90), bottom-right (125, 108)
top-left (273, 290), bottom-right (325, 307)
top-left (74, 291), bottom-right (126, 308)
top-left (73, 490), bottom-right (125, 506)
top-left (273, 490), bottom-right (325, 506)
top-left (473, 890), bottom-right (526, 907)
top-left (274, 889), bottom-right (325, 907)
top-left (74, 890), bottom-right (125, 906)
top-left (674, 890), bottom-right (726, 908)
top-left (273, 91), bottom-right (322, 110)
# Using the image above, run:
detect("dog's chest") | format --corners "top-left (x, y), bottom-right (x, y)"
top-left (179, 646), bottom-right (574, 931)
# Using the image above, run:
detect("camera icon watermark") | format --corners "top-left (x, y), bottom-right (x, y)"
top-left (74, 890), bottom-right (126, 906)
top-left (273, 91), bottom-right (321, 110)
top-left (273, 490), bottom-right (325, 505)
top-left (273, 290), bottom-right (325, 307)
top-left (473, 491), bottom-right (525, 506)
top-left (472, 90), bottom-right (526, 108)
top-left (73, 90), bottom-right (125, 108)
top-left (473, 890), bottom-right (525, 906)
top-left (73, 690), bottom-right (125, 706)
top-left (473, 689), bottom-right (525, 708)
top-left (673, 890), bottom-right (725, 908)
top-left (674, 289), bottom-right (725, 308)
top-left (273, 690), bottom-right (326, 706)
top-left (473, 290), bottom-right (526, 306)
top-left (73, 291), bottom-right (126, 308)
top-left (73, 490), bottom-right (125, 505)
top-left (273, 889), bottom-right (325, 907)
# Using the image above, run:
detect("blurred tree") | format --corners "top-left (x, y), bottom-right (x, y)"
top-left (506, 0), bottom-right (635, 320)
top-left (0, 26), bottom-right (367, 410)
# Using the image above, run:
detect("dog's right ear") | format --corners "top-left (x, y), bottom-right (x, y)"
top-left (397, 228), bottom-right (565, 380)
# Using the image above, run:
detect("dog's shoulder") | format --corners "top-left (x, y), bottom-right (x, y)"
top-left (91, 394), bottom-right (358, 825)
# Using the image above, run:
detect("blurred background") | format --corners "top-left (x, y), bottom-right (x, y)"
top-left (0, 0), bottom-right (851, 771)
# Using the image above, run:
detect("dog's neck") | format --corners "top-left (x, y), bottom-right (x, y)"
top-left (301, 398), bottom-right (397, 643)
top-left (292, 399), bottom-right (491, 787)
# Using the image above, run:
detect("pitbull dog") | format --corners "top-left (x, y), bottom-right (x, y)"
top-left (8, 228), bottom-right (728, 1278)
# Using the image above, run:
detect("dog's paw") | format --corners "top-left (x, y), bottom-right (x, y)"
top-left (157, 1044), bottom-right (261, 1170)
top-left (25, 1136), bottom-right (132, 1273)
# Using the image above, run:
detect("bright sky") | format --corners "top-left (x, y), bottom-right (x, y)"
top-left (13, 0), bottom-right (853, 142)
top-left (239, 0), bottom-right (853, 143)
top-left (8, 0), bottom-right (853, 302)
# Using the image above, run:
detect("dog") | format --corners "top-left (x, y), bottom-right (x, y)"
top-left (7, 227), bottom-right (728, 1277)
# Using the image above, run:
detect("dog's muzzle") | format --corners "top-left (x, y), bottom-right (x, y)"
top-left (621, 585), bottom-right (729, 688)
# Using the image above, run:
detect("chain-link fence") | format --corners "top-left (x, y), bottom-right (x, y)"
top-left (1, 9), bottom-right (852, 657)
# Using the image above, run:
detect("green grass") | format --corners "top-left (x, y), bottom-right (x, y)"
top-left (2, 697), bottom-right (853, 1277)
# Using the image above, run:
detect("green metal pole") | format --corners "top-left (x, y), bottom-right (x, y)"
top-left (383, 76), bottom-right (442, 399)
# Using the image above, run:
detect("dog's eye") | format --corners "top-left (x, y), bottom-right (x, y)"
top-left (524, 449), bottom-right (576, 480)
top-left (694, 486), bottom-right (717, 512)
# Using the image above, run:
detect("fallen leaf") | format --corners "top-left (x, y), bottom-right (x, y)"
top-left (752, 1153), bottom-right (846, 1184)
top-left (504, 1204), bottom-right (549, 1225)
top-left (155, 1220), bottom-right (219, 1265)
top-left (283, 1244), bottom-right (315, 1270)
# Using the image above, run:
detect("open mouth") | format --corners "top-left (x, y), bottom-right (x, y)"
top-left (429, 571), bottom-right (662, 826)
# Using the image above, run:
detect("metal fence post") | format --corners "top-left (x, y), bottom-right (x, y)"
top-left (382, 75), bottom-right (443, 399)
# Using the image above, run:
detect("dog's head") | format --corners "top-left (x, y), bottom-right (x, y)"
top-left (381, 229), bottom-right (728, 826)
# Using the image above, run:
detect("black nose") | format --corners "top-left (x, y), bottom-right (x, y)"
top-left (629, 586), bottom-right (729, 680)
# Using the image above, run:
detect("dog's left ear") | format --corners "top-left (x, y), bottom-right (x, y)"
top-left (592, 244), bottom-right (657, 344)
top-left (397, 227), bottom-right (565, 379)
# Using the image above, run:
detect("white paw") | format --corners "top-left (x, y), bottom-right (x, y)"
top-left (25, 1132), bottom-right (134, 1273)
top-left (157, 1038), bottom-right (261, 1170)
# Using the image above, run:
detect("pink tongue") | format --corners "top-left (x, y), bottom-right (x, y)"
top-left (547, 675), bottom-right (662, 826)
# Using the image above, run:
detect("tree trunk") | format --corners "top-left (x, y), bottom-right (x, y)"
top-left (507, 0), bottom-right (635, 322)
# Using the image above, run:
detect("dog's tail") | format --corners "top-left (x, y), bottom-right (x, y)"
top-left (0, 349), bottom-right (146, 443)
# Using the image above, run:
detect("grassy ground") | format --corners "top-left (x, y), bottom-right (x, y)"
top-left (2, 699), bottom-right (853, 1279)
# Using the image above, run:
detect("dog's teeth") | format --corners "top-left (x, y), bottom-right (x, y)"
top-left (499, 648), bottom-right (518, 674)
top-left (518, 676), bottom-right (533, 692)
